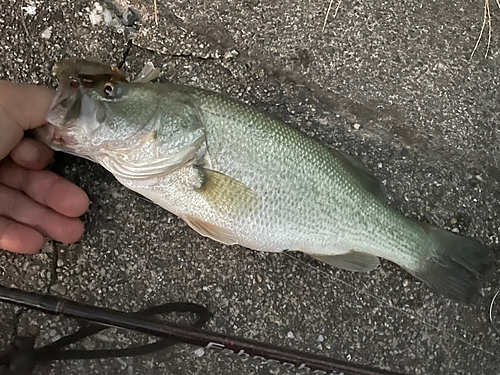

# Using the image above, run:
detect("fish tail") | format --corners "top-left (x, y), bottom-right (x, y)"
top-left (410, 223), bottom-right (494, 303)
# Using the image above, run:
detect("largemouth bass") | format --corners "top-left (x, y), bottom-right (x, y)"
top-left (38, 59), bottom-right (494, 303)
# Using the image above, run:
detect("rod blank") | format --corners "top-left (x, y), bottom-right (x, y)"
top-left (0, 286), bottom-right (404, 375)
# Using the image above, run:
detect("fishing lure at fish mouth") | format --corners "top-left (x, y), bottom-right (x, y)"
top-left (37, 58), bottom-right (494, 303)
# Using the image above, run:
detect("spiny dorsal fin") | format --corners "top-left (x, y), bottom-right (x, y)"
top-left (309, 251), bottom-right (380, 272)
top-left (196, 169), bottom-right (258, 215)
top-left (332, 149), bottom-right (386, 201)
top-left (182, 215), bottom-right (238, 245)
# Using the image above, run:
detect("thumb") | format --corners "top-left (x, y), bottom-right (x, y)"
top-left (0, 81), bottom-right (54, 161)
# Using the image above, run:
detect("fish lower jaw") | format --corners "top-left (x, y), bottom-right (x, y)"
top-left (52, 129), bottom-right (78, 147)
top-left (41, 124), bottom-right (79, 148)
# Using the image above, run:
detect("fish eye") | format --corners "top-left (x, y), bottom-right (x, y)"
top-left (103, 82), bottom-right (116, 97)
top-left (100, 82), bottom-right (123, 100)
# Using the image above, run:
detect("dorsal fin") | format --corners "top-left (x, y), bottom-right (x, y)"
top-left (332, 149), bottom-right (386, 201)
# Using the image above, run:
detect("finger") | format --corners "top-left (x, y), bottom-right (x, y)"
top-left (0, 184), bottom-right (85, 244)
top-left (0, 158), bottom-right (89, 218)
top-left (0, 82), bottom-right (54, 160)
top-left (10, 138), bottom-right (54, 170)
top-left (0, 217), bottom-right (45, 254)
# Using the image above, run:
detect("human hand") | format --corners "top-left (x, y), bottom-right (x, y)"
top-left (0, 81), bottom-right (89, 253)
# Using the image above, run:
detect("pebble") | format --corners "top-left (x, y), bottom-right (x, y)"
top-left (194, 348), bottom-right (205, 357)
top-left (287, 331), bottom-right (294, 339)
top-left (50, 282), bottom-right (67, 295)
top-left (41, 26), bottom-right (53, 39)
top-left (317, 334), bottom-right (324, 342)
top-left (77, 26), bottom-right (91, 35)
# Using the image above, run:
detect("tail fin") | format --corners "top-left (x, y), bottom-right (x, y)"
top-left (411, 224), bottom-right (494, 303)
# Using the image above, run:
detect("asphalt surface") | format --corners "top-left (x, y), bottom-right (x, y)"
top-left (0, 0), bottom-right (500, 374)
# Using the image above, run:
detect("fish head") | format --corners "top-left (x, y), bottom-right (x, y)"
top-left (39, 62), bottom-right (162, 163)
top-left (38, 59), bottom-right (206, 180)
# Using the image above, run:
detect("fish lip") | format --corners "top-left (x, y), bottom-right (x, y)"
top-left (50, 125), bottom-right (79, 147)
top-left (37, 123), bottom-right (79, 150)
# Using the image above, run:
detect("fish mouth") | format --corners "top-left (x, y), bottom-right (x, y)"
top-left (38, 79), bottom-right (88, 152)
top-left (46, 79), bottom-right (82, 127)
top-left (38, 123), bottom-right (79, 148)
top-left (42, 78), bottom-right (98, 152)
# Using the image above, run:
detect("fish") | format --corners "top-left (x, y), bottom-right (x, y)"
top-left (37, 58), bottom-right (494, 303)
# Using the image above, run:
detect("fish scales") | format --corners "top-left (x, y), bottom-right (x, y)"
top-left (38, 58), bottom-right (494, 302)
top-left (191, 88), bottom-right (430, 266)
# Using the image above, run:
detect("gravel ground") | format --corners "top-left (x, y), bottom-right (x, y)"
top-left (0, 0), bottom-right (500, 374)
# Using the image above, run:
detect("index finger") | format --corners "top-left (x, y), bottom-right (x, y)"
top-left (0, 81), bottom-right (54, 161)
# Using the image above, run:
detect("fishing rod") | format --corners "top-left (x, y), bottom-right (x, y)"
top-left (0, 286), bottom-right (405, 375)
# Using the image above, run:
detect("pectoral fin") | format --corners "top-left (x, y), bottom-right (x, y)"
top-left (196, 169), bottom-right (258, 215)
top-left (310, 251), bottom-right (380, 272)
top-left (182, 215), bottom-right (238, 245)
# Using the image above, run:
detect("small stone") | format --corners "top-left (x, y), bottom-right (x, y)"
top-left (224, 49), bottom-right (239, 60)
top-left (256, 274), bottom-right (262, 283)
top-left (22, 5), bottom-right (37, 16)
top-left (451, 228), bottom-right (460, 233)
top-left (41, 242), bottom-right (53, 254)
top-left (317, 334), bottom-right (324, 342)
top-left (77, 26), bottom-right (91, 36)
top-left (41, 26), bottom-right (52, 39)
top-left (57, 259), bottom-right (64, 267)
top-left (82, 340), bottom-right (96, 350)
top-left (28, 325), bottom-right (39, 337)
top-left (194, 348), bottom-right (205, 357)
top-left (353, 123), bottom-right (361, 130)
top-left (450, 218), bottom-right (457, 225)
top-left (50, 282), bottom-right (67, 295)
top-left (287, 331), bottom-right (294, 339)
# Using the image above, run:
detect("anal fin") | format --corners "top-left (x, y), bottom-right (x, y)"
top-left (309, 251), bottom-right (380, 272)
top-left (182, 215), bottom-right (238, 245)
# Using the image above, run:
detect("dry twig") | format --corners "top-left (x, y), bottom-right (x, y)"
top-left (322, 0), bottom-right (344, 32)
top-left (154, 0), bottom-right (158, 26)
top-left (471, 0), bottom-right (500, 59)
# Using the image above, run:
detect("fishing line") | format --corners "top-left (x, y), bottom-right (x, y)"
top-left (283, 252), bottom-right (500, 360)
top-left (0, 286), bottom-right (405, 375)
top-left (489, 289), bottom-right (500, 335)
